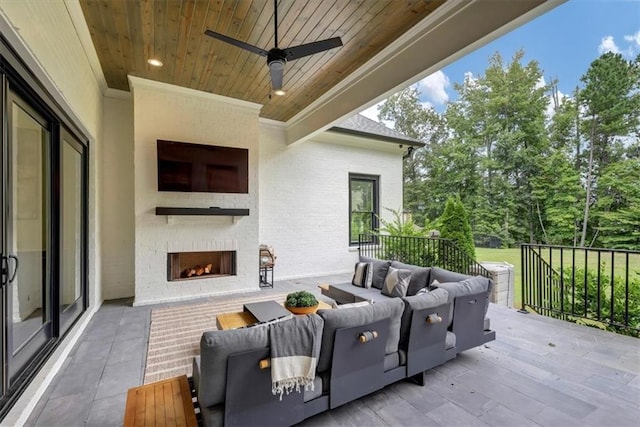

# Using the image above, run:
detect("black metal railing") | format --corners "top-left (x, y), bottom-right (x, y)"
top-left (522, 243), bottom-right (640, 336)
top-left (358, 234), bottom-right (490, 279)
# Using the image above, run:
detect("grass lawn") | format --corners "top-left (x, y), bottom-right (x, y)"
top-left (475, 247), bottom-right (640, 310)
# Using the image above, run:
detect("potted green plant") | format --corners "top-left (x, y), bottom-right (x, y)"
top-left (285, 290), bottom-right (320, 315)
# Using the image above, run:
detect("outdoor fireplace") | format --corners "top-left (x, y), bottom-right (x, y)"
top-left (167, 250), bottom-right (237, 281)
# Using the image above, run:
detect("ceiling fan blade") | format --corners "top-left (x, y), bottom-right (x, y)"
top-left (269, 60), bottom-right (285, 91)
top-left (283, 37), bottom-right (343, 61)
top-left (204, 29), bottom-right (268, 57)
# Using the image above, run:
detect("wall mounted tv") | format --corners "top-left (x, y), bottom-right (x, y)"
top-left (157, 140), bottom-right (248, 193)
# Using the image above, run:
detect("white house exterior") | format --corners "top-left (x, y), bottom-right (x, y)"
top-left (0, 0), bottom-right (561, 421)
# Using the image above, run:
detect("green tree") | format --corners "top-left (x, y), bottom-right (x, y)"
top-left (594, 159), bottom-right (640, 248)
top-left (445, 50), bottom-right (549, 244)
top-left (379, 87), bottom-right (450, 225)
top-left (534, 93), bottom-right (583, 245)
top-left (438, 195), bottom-right (476, 258)
top-left (578, 52), bottom-right (640, 246)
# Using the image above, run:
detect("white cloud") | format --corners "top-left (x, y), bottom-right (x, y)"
top-left (624, 30), bottom-right (640, 46)
top-left (535, 76), bottom-right (546, 90)
top-left (417, 70), bottom-right (450, 105)
top-left (597, 34), bottom-right (638, 57)
top-left (598, 35), bottom-right (620, 54)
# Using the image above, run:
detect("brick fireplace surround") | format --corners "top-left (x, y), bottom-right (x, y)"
top-left (131, 77), bottom-right (261, 306)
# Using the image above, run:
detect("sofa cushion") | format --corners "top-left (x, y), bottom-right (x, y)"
top-left (433, 276), bottom-right (490, 327)
top-left (381, 267), bottom-right (411, 297)
top-left (435, 276), bottom-right (489, 297)
top-left (429, 267), bottom-right (472, 287)
top-left (329, 282), bottom-right (388, 303)
top-left (198, 326), bottom-right (269, 407)
top-left (390, 261), bottom-right (431, 296)
top-left (351, 262), bottom-right (373, 288)
top-left (445, 331), bottom-right (456, 350)
top-left (316, 298), bottom-right (404, 372)
top-left (304, 376), bottom-right (323, 402)
top-left (359, 256), bottom-right (392, 289)
top-left (353, 287), bottom-right (393, 303)
top-left (384, 352), bottom-right (400, 372)
top-left (399, 288), bottom-right (450, 348)
top-left (333, 300), bottom-right (372, 309)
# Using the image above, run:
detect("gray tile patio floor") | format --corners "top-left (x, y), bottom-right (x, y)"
top-left (24, 273), bottom-right (640, 426)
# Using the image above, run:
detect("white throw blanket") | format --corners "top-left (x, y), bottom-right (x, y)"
top-left (269, 314), bottom-right (324, 399)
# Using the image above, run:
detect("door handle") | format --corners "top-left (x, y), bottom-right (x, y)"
top-left (1, 255), bottom-right (19, 286)
top-left (8, 255), bottom-right (18, 283)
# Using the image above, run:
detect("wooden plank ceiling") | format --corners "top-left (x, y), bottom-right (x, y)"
top-left (80, 0), bottom-right (445, 122)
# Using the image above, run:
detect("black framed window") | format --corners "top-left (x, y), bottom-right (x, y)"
top-left (349, 174), bottom-right (379, 245)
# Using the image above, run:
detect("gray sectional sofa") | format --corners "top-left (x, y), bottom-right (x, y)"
top-left (322, 257), bottom-right (496, 354)
top-left (191, 257), bottom-right (496, 426)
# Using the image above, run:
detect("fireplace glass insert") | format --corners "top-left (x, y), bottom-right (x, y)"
top-left (167, 250), bottom-right (236, 281)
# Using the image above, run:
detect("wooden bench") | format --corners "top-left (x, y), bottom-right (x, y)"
top-left (124, 375), bottom-right (198, 427)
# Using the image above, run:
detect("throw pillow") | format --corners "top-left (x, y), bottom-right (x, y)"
top-left (381, 267), bottom-right (411, 297)
top-left (351, 262), bottom-right (373, 288)
top-left (390, 261), bottom-right (431, 296)
top-left (415, 287), bottom-right (429, 295)
top-left (359, 256), bottom-right (392, 289)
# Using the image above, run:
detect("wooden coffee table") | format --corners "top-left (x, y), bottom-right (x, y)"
top-left (216, 299), bottom-right (333, 330)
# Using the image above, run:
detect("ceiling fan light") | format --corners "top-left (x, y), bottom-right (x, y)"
top-left (273, 89), bottom-right (286, 96)
top-left (268, 58), bottom-right (285, 72)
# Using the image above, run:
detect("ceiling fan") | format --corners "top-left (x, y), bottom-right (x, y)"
top-left (204, 0), bottom-right (343, 96)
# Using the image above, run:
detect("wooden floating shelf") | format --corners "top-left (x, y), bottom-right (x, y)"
top-left (155, 207), bottom-right (250, 216)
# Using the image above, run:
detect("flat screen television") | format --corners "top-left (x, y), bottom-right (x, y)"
top-left (157, 140), bottom-right (248, 193)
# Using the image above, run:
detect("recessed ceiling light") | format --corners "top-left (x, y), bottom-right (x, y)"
top-left (147, 58), bottom-right (163, 67)
top-left (273, 89), bottom-right (286, 96)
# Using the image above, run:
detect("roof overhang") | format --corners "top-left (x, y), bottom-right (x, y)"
top-left (285, 0), bottom-right (566, 145)
top-left (328, 126), bottom-right (424, 148)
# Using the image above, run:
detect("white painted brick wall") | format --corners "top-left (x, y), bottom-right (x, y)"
top-left (259, 123), bottom-right (404, 280)
top-left (101, 96), bottom-right (135, 299)
top-left (130, 77), bottom-right (261, 305)
top-left (0, 1), bottom-right (104, 307)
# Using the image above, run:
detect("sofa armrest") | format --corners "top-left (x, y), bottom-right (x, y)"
top-left (329, 318), bottom-right (390, 408)
top-left (406, 302), bottom-right (450, 376)
top-left (225, 347), bottom-right (304, 426)
top-left (451, 290), bottom-right (493, 352)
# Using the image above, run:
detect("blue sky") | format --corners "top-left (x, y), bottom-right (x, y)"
top-left (361, 0), bottom-right (640, 119)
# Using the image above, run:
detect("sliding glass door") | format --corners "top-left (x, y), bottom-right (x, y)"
top-left (0, 49), bottom-right (88, 414)
top-left (5, 92), bottom-right (53, 380)
top-left (59, 130), bottom-right (86, 335)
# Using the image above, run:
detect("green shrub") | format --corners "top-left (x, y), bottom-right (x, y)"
top-left (377, 208), bottom-right (436, 265)
top-left (438, 195), bottom-right (476, 259)
top-left (561, 266), bottom-right (640, 337)
top-left (285, 291), bottom-right (318, 307)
